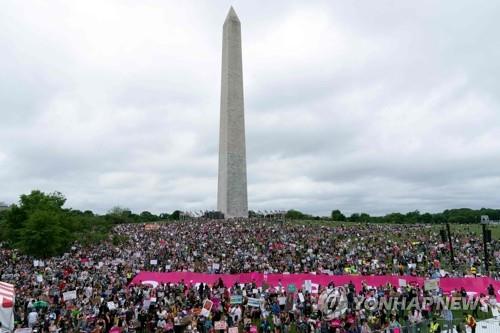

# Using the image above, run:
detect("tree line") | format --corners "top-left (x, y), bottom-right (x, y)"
top-left (284, 208), bottom-right (500, 224)
top-left (1, 190), bottom-right (498, 258)
top-left (0, 190), bottom-right (182, 258)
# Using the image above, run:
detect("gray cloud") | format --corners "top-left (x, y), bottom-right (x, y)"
top-left (1, 0), bottom-right (499, 216)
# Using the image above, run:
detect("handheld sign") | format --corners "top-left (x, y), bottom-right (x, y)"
top-left (230, 295), bottom-right (243, 304)
top-left (200, 299), bottom-right (213, 317)
top-left (214, 321), bottom-right (227, 330)
top-left (247, 298), bottom-right (261, 308)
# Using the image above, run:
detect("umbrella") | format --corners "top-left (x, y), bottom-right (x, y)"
top-left (33, 300), bottom-right (49, 309)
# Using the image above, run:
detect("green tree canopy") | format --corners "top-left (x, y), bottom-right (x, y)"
top-left (16, 209), bottom-right (71, 258)
top-left (331, 210), bottom-right (346, 221)
top-left (285, 209), bottom-right (307, 220)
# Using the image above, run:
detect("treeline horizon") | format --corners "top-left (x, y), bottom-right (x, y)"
top-left (285, 208), bottom-right (500, 224)
top-left (0, 190), bottom-right (498, 258)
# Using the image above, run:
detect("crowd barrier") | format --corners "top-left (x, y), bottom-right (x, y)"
top-left (131, 272), bottom-right (500, 301)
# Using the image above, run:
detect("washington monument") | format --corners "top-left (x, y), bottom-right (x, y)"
top-left (217, 7), bottom-right (248, 218)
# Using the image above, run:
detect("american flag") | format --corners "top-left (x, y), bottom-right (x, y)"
top-left (0, 281), bottom-right (14, 308)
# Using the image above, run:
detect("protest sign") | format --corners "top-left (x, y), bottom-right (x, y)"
top-left (278, 296), bottom-right (287, 305)
top-left (304, 280), bottom-right (312, 293)
top-left (287, 284), bottom-right (297, 292)
top-left (228, 327), bottom-right (238, 333)
top-left (230, 295), bottom-right (243, 304)
top-left (63, 290), bottom-right (77, 301)
top-left (398, 279), bottom-right (407, 287)
top-left (200, 299), bottom-right (213, 317)
top-left (298, 293), bottom-right (305, 303)
top-left (214, 321), bottom-right (227, 330)
top-left (144, 224), bottom-right (160, 231)
top-left (424, 279), bottom-right (439, 291)
top-left (107, 302), bottom-right (116, 310)
top-left (36, 274), bottom-right (43, 283)
top-left (150, 259), bottom-right (158, 265)
top-left (213, 263), bottom-right (220, 271)
top-left (247, 297), bottom-right (261, 308)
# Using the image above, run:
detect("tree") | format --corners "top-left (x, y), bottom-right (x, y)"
top-left (359, 213), bottom-right (371, 222)
top-left (140, 211), bottom-right (158, 222)
top-left (16, 209), bottom-right (72, 258)
top-left (105, 206), bottom-right (133, 224)
top-left (19, 190), bottom-right (66, 213)
top-left (285, 210), bottom-right (306, 220)
top-left (349, 213), bottom-right (360, 222)
top-left (170, 210), bottom-right (181, 220)
top-left (331, 210), bottom-right (346, 221)
top-left (3, 205), bottom-right (27, 244)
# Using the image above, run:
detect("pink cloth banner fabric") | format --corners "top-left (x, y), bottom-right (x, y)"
top-left (131, 272), bottom-right (500, 301)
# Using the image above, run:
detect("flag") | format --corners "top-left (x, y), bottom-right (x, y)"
top-left (0, 281), bottom-right (15, 331)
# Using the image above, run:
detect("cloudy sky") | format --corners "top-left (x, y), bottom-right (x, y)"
top-left (1, 0), bottom-right (499, 216)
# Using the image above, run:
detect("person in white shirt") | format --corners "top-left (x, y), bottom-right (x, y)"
top-left (230, 305), bottom-right (242, 324)
top-left (28, 310), bottom-right (39, 328)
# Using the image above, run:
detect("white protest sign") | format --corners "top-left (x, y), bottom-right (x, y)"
top-left (424, 279), bottom-right (439, 291)
top-left (107, 302), bottom-right (116, 310)
top-left (200, 299), bottom-right (213, 317)
top-left (214, 321), bottom-right (227, 330)
top-left (278, 297), bottom-right (287, 305)
top-left (63, 290), bottom-right (77, 301)
top-left (247, 298), bottom-right (261, 308)
top-left (228, 327), bottom-right (238, 333)
top-left (304, 280), bottom-right (312, 293)
top-left (399, 279), bottom-right (407, 287)
top-left (298, 293), bottom-right (305, 303)
top-left (150, 259), bottom-right (158, 265)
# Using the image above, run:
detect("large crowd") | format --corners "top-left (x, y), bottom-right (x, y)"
top-left (0, 219), bottom-right (498, 333)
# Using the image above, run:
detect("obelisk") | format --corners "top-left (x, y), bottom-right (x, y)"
top-left (217, 7), bottom-right (248, 218)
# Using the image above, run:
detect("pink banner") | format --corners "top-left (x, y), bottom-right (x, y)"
top-left (131, 272), bottom-right (500, 300)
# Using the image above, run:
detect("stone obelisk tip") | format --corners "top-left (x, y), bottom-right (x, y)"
top-left (225, 6), bottom-right (240, 23)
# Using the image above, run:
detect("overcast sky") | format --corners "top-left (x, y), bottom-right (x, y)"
top-left (1, 0), bottom-right (499, 216)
